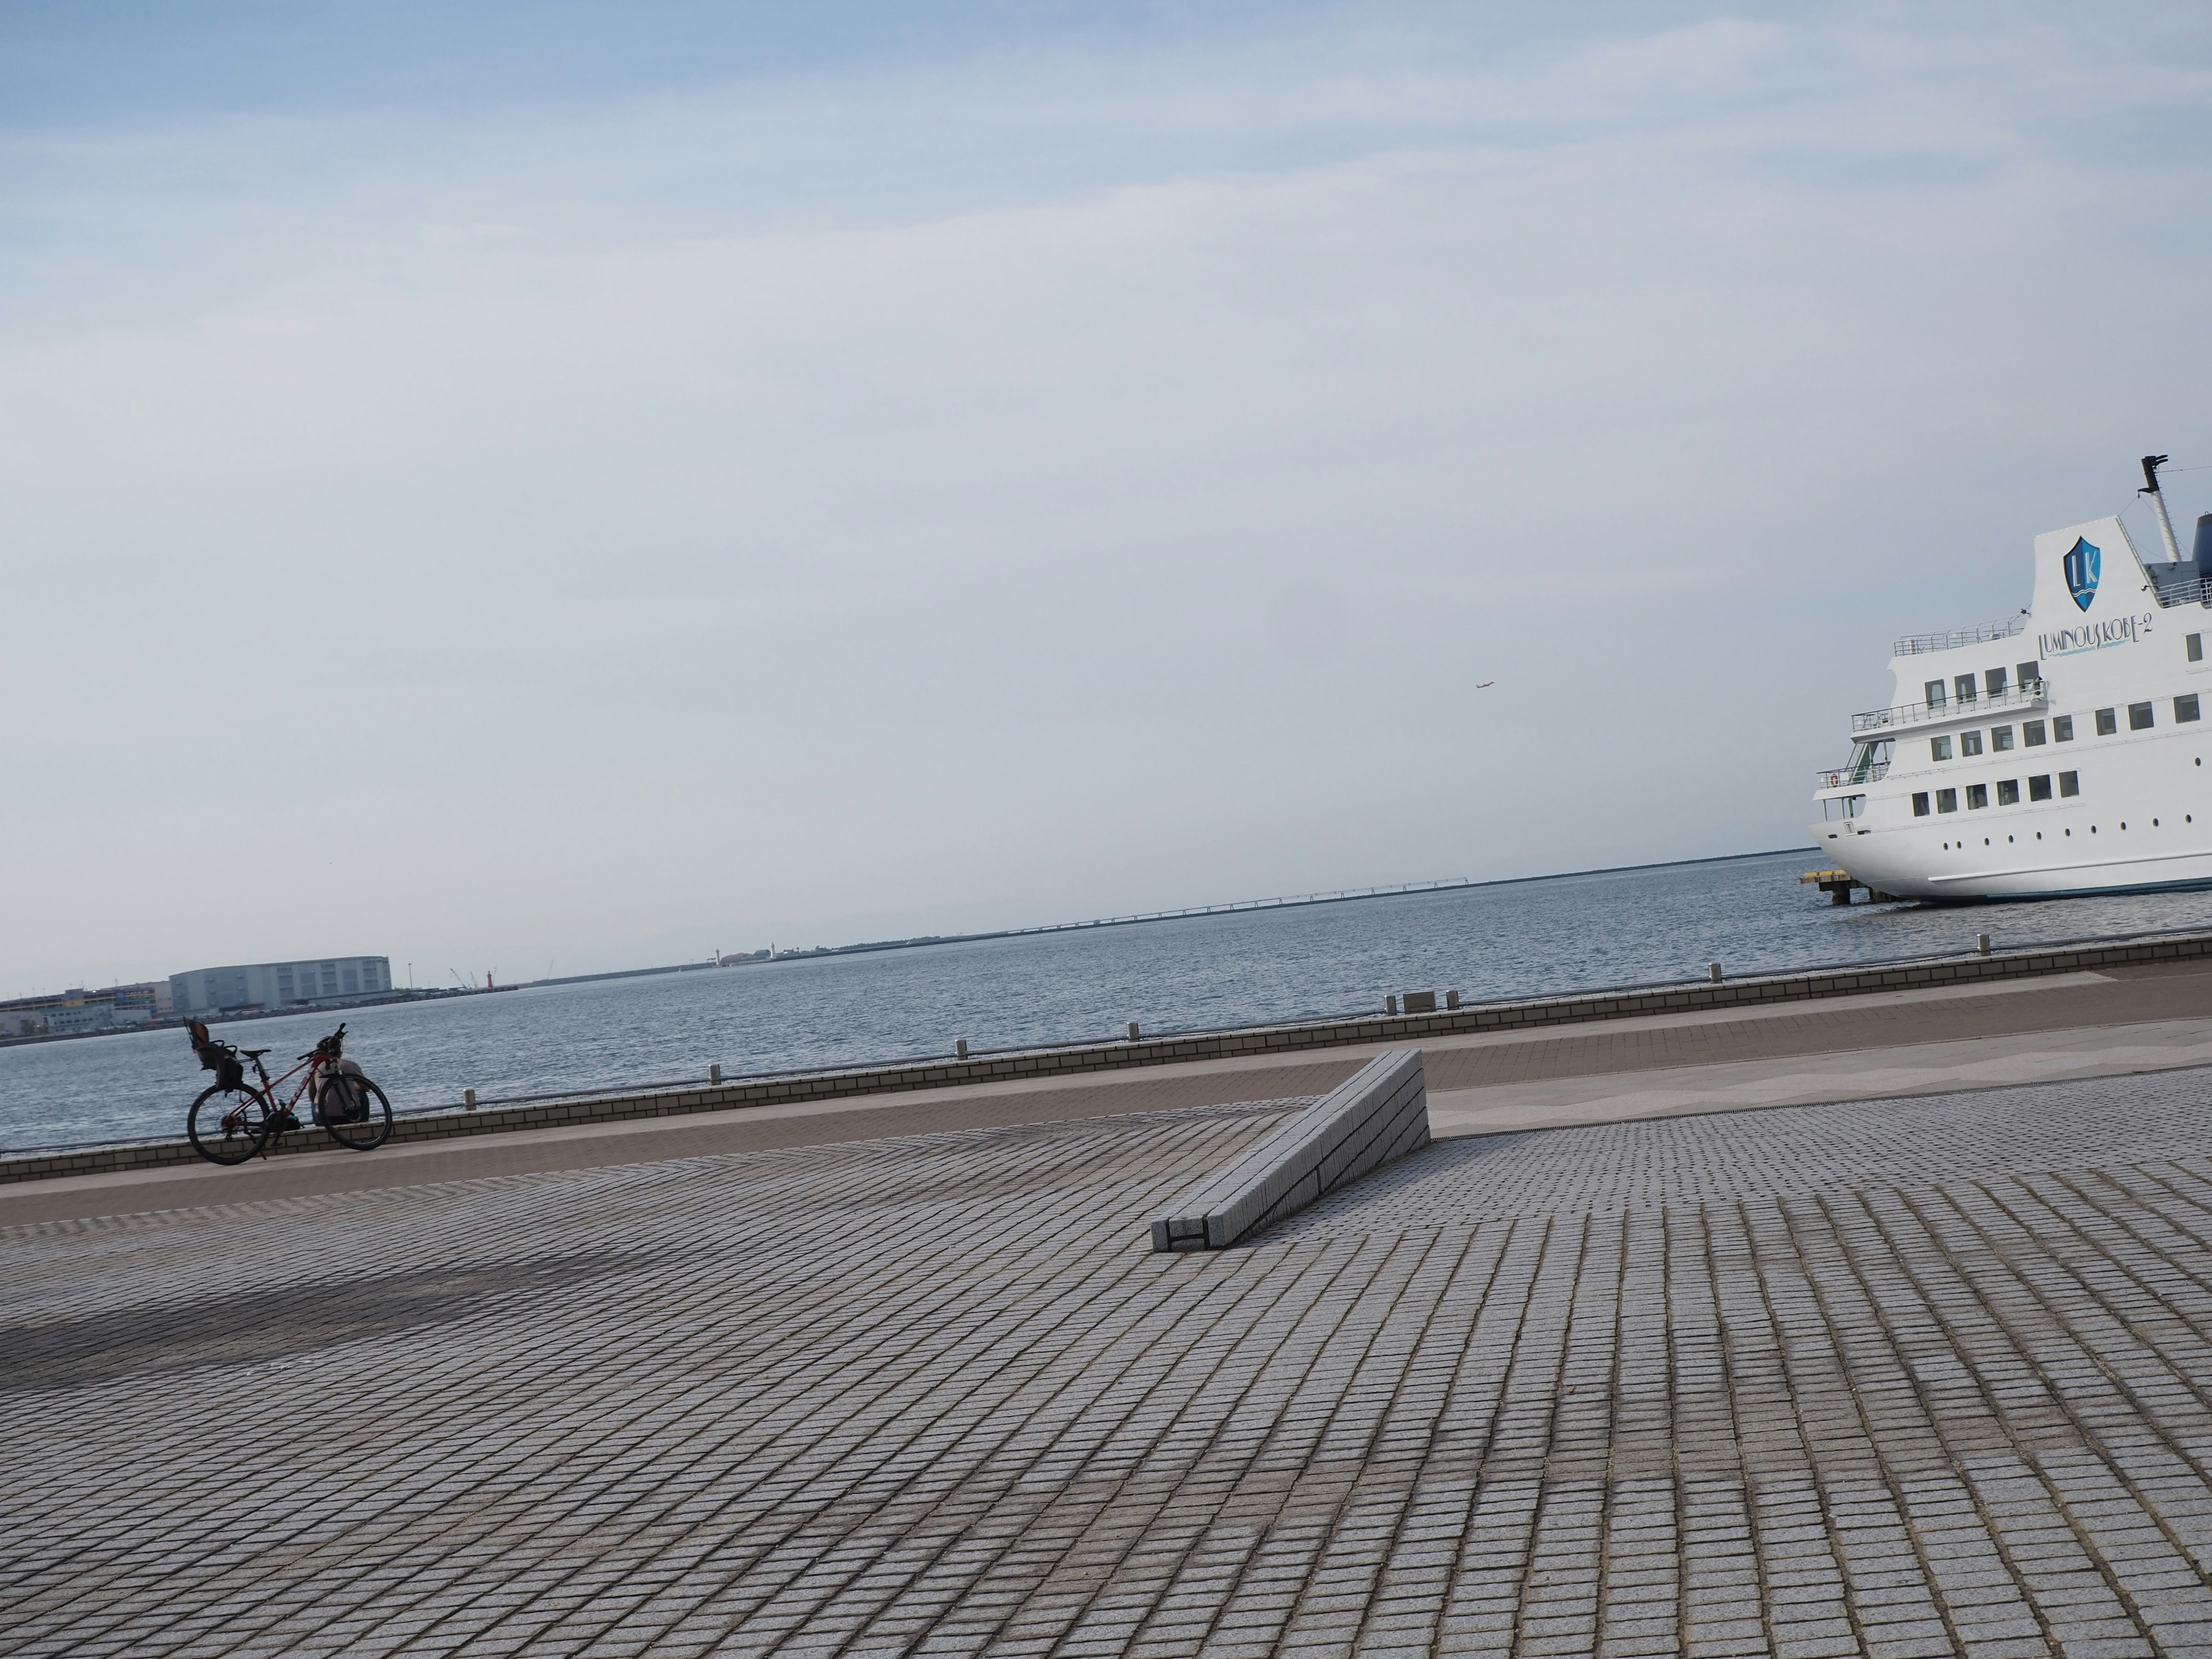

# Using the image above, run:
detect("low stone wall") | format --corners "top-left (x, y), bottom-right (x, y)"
top-left (8, 925), bottom-right (2211, 1187)
top-left (1150, 1049), bottom-right (1429, 1252)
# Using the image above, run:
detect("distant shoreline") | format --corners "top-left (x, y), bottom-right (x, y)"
top-left (3, 846), bottom-right (1806, 1044)
top-left (505, 847), bottom-right (1810, 987)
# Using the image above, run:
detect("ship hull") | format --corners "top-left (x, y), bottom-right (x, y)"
top-left (1814, 817), bottom-right (2212, 902)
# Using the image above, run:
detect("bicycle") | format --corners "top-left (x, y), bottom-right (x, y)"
top-left (185, 1020), bottom-right (394, 1166)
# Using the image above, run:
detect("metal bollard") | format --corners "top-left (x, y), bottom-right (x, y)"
top-left (1126, 1022), bottom-right (1140, 1041)
top-left (1976, 933), bottom-right (1991, 956)
top-left (955, 1039), bottom-right (969, 1060)
top-left (463, 1088), bottom-right (477, 1111)
top-left (709, 1063), bottom-right (722, 1084)
top-left (1708, 963), bottom-right (1722, 983)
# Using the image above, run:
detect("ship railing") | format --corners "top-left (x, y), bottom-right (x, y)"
top-left (1851, 679), bottom-right (2046, 734)
top-left (1816, 762), bottom-right (1889, 790)
top-left (2149, 573), bottom-right (2212, 609)
top-left (1891, 615), bottom-right (2027, 656)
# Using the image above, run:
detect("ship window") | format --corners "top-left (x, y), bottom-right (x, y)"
top-left (2130, 702), bottom-right (2154, 730)
top-left (2029, 774), bottom-right (2053, 801)
top-left (1967, 783), bottom-right (1988, 809)
top-left (2054, 715), bottom-right (2075, 741)
top-left (2179, 694), bottom-right (2202, 724)
top-left (2059, 771), bottom-right (2080, 797)
top-left (1960, 730), bottom-right (1983, 756)
top-left (1931, 735), bottom-right (1953, 761)
top-left (1956, 675), bottom-right (1977, 703)
top-left (1997, 779), bottom-right (2020, 805)
top-left (1984, 667), bottom-right (2007, 696)
top-left (2017, 660), bottom-right (2040, 687)
top-left (2096, 707), bottom-right (2118, 736)
top-left (1937, 789), bottom-right (1958, 813)
top-left (1912, 791), bottom-right (1931, 817)
top-left (2191, 634), bottom-right (2204, 664)
top-left (1992, 725), bottom-right (2014, 751)
top-left (1925, 680), bottom-right (1947, 707)
top-left (2024, 719), bottom-right (2047, 746)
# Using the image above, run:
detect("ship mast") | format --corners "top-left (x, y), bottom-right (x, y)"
top-left (2141, 453), bottom-right (2184, 563)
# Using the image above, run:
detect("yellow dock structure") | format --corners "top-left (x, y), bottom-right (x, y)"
top-left (1801, 868), bottom-right (1899, 905)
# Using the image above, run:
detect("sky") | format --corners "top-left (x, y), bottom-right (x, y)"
top-left (4, 1), bottom-right (2211, 995)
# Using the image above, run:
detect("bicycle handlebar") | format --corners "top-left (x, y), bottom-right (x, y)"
top-left (300, 1024), bottom-right (350, 1062)
top-left (315, 1023), bottom-right (347, 1054)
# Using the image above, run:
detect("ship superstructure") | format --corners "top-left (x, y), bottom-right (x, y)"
top-left (1815, 456), bottom-right (2212, 900)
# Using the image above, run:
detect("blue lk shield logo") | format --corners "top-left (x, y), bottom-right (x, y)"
top-left (2064, 537), bottom-right (2101, 611)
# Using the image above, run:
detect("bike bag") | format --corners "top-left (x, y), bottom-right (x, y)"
top-left (317, 1062), bottom-right (369, 1124)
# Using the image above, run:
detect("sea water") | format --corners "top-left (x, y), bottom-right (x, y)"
top-left (10, 847), bottom-right (2212, 1154)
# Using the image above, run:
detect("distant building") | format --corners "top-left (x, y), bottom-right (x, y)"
top-left (0, 981), bottom-right (172, 1039)
top-left (169, 957), bottom-right (392, 1016)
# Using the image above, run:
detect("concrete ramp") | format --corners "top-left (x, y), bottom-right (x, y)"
top-left (1150, 1049), bottom-right (1428, 1251)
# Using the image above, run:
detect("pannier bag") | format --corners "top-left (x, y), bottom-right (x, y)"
top-left (318, 1059), bottom-right (369, 1125)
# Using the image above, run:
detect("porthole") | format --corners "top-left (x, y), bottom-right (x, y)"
top-left (2036, 831), bottom-right (2043, 839)
top-left (2093, 825), bottom-right (2099, 833)
top-left (2154, 818), bottom-right (2160, 826)
top-left (2122, 822), bottom-right (2127, 830)
top-left (2008, 835), bottom-right (2014, 843)
top-left (1983, 838), bottom-right (1990, 846)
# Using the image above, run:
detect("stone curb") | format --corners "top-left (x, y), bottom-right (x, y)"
top-left (1150, 1049), bottom-right (1428, 1252)
top-left (8, 927), bottom-right (2210, 1187)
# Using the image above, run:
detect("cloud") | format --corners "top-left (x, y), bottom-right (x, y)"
top-left (2, 4), bottom-right (2211, 991)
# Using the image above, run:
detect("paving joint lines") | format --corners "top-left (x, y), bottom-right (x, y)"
top-left (1871, 1180), bottom-right (2199, 1647)
top-left (12, 1071), bottom-right (2212, 1653)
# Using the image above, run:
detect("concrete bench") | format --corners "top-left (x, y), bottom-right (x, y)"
top-left (1150, 1048), bottom-right (1429, 1251)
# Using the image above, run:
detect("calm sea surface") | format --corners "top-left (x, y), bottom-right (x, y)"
top-left (12, 847), bottom-right (2212, 1154)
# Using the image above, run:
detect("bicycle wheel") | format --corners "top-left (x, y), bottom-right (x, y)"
top-left (323, 1075), bottom-right (394, 1152)
top-left (187, 1085), bottom-right (276, 1166)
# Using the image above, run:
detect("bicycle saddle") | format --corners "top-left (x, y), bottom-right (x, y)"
top-left (238, 1047), bottom-right (271, 1059)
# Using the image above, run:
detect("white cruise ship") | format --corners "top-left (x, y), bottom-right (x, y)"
top-left (1816, 456), bottom-right (2212, 900)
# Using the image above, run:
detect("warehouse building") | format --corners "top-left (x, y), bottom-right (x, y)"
top-left (169, 957), bottom-right (392, 1016)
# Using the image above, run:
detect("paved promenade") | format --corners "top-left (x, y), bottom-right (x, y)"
top-left (11, 958), bottom-right (2212, 1229)
top-left (9, 1057), bottom-right (2212, 1655)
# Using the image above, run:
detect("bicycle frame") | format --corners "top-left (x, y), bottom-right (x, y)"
top-left (219, 1051), bottom-right (328, 1137)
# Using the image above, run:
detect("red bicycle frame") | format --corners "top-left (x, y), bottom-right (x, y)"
top-left (218, 1050), bottom-right (333, 1136)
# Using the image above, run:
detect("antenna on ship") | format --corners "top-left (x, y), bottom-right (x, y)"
top-left (2140, 453), bottom-right (2185, 563)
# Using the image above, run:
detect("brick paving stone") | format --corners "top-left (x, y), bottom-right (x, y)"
top-left (11, 1074), bottom-right (2212, 1654)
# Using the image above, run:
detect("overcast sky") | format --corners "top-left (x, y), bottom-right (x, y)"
top-left (4, 1), bottom-right (2210, 995)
